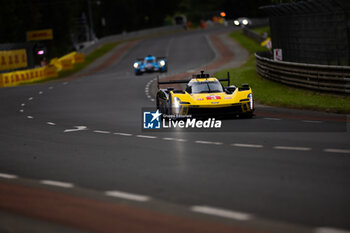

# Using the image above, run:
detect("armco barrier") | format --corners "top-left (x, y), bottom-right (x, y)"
top-left (255, 52), bottom-right (350, 94)
top-left (242, 27), bottom-right (265, 43)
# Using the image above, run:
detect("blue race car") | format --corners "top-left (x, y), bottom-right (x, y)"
top-left (133, 55), bottom-right (167, 75)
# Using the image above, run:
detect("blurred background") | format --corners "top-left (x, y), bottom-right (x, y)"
top-left (0, 0), bottom-right (280, 58)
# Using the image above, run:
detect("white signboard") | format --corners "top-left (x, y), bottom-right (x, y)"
top-left (273, 49), bottom-right (282, 61)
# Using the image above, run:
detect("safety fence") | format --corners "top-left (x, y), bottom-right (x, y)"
top-left (255, 52), bottom-right (350, 94)
top-left (260, 0), bottom-right (350, 66)
top-left (0, 51), bottom-right (84, 87)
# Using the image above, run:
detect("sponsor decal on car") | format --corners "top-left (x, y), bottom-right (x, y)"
top-left (206, 95), bottom-right (221, 100)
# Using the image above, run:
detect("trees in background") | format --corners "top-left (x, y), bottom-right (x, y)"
top-left (0, 0), bottom-right (275, 57)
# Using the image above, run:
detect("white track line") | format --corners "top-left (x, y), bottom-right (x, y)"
top-left (105, 190), bottom-right (150, 202)
top-left (46, 122), bottom-right (56, 126)
top-left (303, 120), bottom-right (322, 123)
top-left (28, 97), bottom-right (33, 101)
top-left (324, 149), bottom-right (350, 154)
top-left (191, 206), bottom-right (252, 221)
top-left (315, 227), bottom-right (350, 233)
top-left (0, 173), bottom-right (18, 179)
top-left (93, 130), bottom-right (111, 134)
top-left (19, 109), bottom-right (24, 113)
top-left (38, 91), bottom-right (43, 95)
top-left (264, 118), bottom-right (281, 121)
top-left (274, 146), bottom-right (311, 151)
top-left (21, 103), bottom-right (25, 106)
top-left (136, 135), bottom-right (157, 139)
top-left (231, 143), bottom-right (263, 148)
top-left (40, 180), bottom-right (74, 188)
top-left (162, 137), bottom-right (187, 142)
top-left (64, 126), bottom-right (87, 133)
top-left (195, 140), bottom-right (223, 145)
top-left (27, 116), bottom-right (34, 119)
top-left (114, 132), bottom-right (133, 137)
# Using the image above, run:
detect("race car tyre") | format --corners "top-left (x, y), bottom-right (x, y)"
top-left (156, 97), bottom-right (160, 110)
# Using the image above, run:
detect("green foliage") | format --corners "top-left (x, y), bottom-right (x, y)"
top-left (230, 30), bottom-right (268, 53)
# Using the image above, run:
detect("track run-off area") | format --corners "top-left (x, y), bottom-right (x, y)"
top-left (0, 26), bottom-right (349, 233)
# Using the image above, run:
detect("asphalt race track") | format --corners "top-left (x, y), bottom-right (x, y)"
top-left (0, 26), bottom-right (349, 233)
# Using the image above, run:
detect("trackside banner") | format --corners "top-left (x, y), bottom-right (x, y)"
top-left (0, 51), bottom-right (84, 88)
top-left (0, 49), bottom-right (28, 71)
top-left (26, 29), bottom-right (53, 41)
top-left (0, 65), bottom-right (58, 87)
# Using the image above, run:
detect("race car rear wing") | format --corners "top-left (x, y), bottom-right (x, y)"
top-left (157, 71), bottom-right (231, 89)
top-left (219, 72), bottom-right (231, 87)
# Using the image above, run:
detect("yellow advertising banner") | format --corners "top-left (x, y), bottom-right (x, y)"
top-left (0, 65), bottom-right (58, 87)
top-left (74, 53), bottom-right (85, 63)
top-left (27, 29), bottom-right (53, 41)
top-left (0, 49), bottom-right (28, 71)
top-left (0, 50), bottom-right (84, 88)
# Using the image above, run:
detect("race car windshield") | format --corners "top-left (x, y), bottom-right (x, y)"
top-left (191, 82), bottom-right (223, 94)
top-left (145, 59), bottom-right (155, 63)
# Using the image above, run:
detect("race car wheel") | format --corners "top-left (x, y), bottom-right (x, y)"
top-left (156, 97), bottom-right (160, 110)
top-left (168, 98), bottom-right (172, 115)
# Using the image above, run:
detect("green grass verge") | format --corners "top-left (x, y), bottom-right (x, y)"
top-left (215, 30), bottom-right (350, 114)
top-left (60, 42), bottom-right (121, 78)
top-left (252, 26), bottom-right (270, 37)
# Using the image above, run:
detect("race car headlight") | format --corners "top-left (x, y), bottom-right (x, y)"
top-left (173, 97), bottom-right (181, 114)
top-left (234, 20), bottom-right (239, 26)
top-left (242, 19), bottom-right (248, 25)
top-left (173, 97), bottom-right (180, 108)
top-left (248, 93), bottom-right (254, 110)
top-left (159, 60), bottom-right (165, 67)
top-left (133, 63), bottom-right (139, 68)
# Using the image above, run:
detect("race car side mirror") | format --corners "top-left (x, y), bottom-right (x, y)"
top-left (238, 84), bottom-right (250, 91)
top-left (225, 85), bottom-right (236, 94)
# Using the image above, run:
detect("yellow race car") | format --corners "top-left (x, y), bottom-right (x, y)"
top-left (156, 71), bottom-right (254, 118)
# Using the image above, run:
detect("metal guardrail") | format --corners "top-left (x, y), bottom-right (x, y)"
top-left (255, 52), bottom-right (350, 94)
top-left (242, 27), bottom-right (265, 43)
